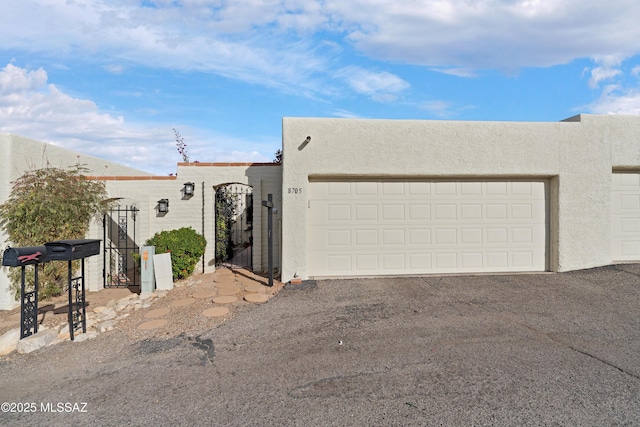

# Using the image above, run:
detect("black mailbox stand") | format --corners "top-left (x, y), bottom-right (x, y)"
top-left (20, 264), bottom-right (39, 339)
top-left (67, 259), bottom-right (87, 340)
top-left (3, 239), bottom-right (100, 342)
top-left (46, 239), bottom-right (100, 341)
top-left (1, 246), bottom-right (48, 339)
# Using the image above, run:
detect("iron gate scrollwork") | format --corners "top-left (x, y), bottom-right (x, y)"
top-left (103, 205), bottom-right (139, 288)
top-left (215, 184), bottom-right (253, 269)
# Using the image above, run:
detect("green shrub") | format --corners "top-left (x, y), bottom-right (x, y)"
top-left (144, 227), bottom-right (206, 280)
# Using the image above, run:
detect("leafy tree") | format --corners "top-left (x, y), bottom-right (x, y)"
top-left (0, 165), bottom-right (111, 299)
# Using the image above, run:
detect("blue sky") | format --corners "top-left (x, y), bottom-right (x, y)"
top-left (1, 0), bottom-right (640, 175)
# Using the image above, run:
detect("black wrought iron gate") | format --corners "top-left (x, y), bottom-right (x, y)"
top-left (103, 205), bottom-right (139, 288)
top-left (215, 184), bottom-right (253, 269)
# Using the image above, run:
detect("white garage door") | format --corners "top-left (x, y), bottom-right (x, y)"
top-left (308, 179), bottom-right (548, 277)
top-left (611, 172), bottom-right (640, 261)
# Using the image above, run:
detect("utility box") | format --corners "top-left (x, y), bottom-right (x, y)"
top-left (140, 246), bottom-right (156, 293)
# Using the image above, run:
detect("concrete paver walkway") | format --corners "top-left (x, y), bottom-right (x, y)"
top-left (0, 267), bottom-right (283, 348)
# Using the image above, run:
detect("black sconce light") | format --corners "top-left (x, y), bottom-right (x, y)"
top-left (157, 199), bottom-right (169, 213)
top-left (183, 182), bottom-right (195, 198)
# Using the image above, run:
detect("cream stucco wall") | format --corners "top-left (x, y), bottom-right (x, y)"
top-left (92, 163), bottom-right (282, 290)
top-left (280, 114), bottom-right (640, 283)
top-left (0, 134), bottom-right (152, 309)
top-left (2, 134), bottom-right (282, 309)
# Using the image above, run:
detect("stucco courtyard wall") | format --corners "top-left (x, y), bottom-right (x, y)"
top-left (1, 134), bottom-right (282, 309)
top-left (0, 134), bottom-right (151, 309)
top-left (88, 163), bottom-right (282, 293)
top-left (280, 114), bottom-right (640, 283)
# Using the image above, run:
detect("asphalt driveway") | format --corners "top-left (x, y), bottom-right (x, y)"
top-left (1, 264), bottom-right (639, 426)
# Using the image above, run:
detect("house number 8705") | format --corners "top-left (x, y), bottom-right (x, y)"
top-left (288, 188), bottom-right (302, 194)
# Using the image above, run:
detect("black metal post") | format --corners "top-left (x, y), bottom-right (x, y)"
top-left (103, 213), bottom-right (106, 288)
top-left (82, 258), bottom-right (87, 334)
top-left (20, 266), bottom-right (25, 339)
top-left (262, 193), bottom-right (274, 287)
top-left (81, 259), bottom-right (87, 333)
top-left (33, 264), bottom-right (39, 335)
top-left (19, 265), bottom-right (39, 339)
top-left (67, 260), bottom-right (74, 341)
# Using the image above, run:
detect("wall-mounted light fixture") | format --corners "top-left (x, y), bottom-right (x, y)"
top-left (183, 182), bottom-right (195, 198)
top-left (157, 199), bottom-right (169, 213)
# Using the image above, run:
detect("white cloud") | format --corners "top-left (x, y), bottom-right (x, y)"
top-left (0, 64), bottom-right (272, 174)
top-left (330, 109), bottom-right (362, 119)
top-left (335, 66), bottom-right (409, 101)
top-left (588, 67), bottom-right (622, 89)
top-left (0, 64), bottom-right (47, 94)
top-left (420, 99), bottom-right (472, 118)
top-left (586, 55), bottom-right (624, 89)
top-left (430, 67), bottom-right (477, 78)
top-left (585, 84), bottom-right (640, 115)
top-left (582, 55), bottom-right (640, 116)
top-left (334, 1), bottom-right (640, 70)
top-left (3, 0), bottom-right (640, 94)
top-left (104, 64), bottom-right (124, 74)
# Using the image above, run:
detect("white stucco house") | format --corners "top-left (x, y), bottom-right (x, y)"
top-left (2, 113), bottom-right (640, 309)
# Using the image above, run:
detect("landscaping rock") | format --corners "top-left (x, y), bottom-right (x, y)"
top-left (16, 329), bottom-right (58, 354)
top-left (98, 320), bottom-right (117, 333)
top-left (139, 292), bottom-right (154, 301)
top-left (98, 308), bottom-right (117, 321)
top-left (0, 328), bottom-right (21, 356)
top-left (74, 331), bottom-right (98, 342)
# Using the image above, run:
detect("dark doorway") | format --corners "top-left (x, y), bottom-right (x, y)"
top-left (103, 204), bottom-right (139, 288)
top-left (215, 184), bottom-right (253, 269)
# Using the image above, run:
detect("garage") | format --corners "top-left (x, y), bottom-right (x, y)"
top-left (307, 179), bottom-right (549, 277)
top-left (611, 172), bottom-right (640, 261)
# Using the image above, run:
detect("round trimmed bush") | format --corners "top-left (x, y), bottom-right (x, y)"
top-left (144, 227), bottom-right (206, 280)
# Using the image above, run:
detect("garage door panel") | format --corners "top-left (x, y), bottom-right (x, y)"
top-left (612, 172), bottom-right (640, 261)
top-left (409, 204), bottom-right (431, 220)
top-left (355, 182), bottom-right (377, 195)
top-left (409, 253), bottom-right (432, 269)
top-left (409, 228), bottom-right (431, 245)
top-left (308, 179), bottom-right (548, 276)
top-left (382, 229), bottom-right (405, 245)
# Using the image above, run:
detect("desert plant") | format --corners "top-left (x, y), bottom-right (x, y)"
top-left (0, 165), bottom-right (111, 299)
top-left (144, 227), bottom-right (206, 280)
top-left (174, 128), bottom-right (189, 162)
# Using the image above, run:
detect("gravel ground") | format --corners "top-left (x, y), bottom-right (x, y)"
top-left (0, 265), bottom-right (639, 426)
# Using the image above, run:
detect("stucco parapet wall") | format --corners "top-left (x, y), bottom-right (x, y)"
top-left (177, 162), bottom-right (282, 167)
top-left (1, 133), bottom-right (152, 178)
top-left (84, 175), bottom-right (177, 181)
